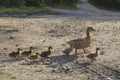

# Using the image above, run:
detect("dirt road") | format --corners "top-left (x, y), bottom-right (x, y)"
top-left (51, 0), bottom-right (120, 20)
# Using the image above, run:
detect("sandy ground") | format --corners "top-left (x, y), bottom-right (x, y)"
top-left (0, 17), bottom-right (120, 80)
top-left (0, 1), bottom-right (120, 79)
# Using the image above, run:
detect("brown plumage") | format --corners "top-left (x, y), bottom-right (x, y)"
top-left (21, 47), bottom-right (33, 57)
top-left (28, 52), bottom-right (40, 61)
top-left (86, 48), bottom-right (100, 62)
top-left (9, 48), bottom-right (22, 59)
top-left (66, 27), bottom-right (95, 54)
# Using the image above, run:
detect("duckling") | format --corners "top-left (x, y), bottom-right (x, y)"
top-left (86, 48), bottom-right (100, 62)
top-left (28, 52), bottom-right (40, 62)
top-left (66, 27), bottom-right (95, 54)
top-left (9, 48), bottom-right (22, 59)
top-left (21, 47), bottom-right (34, 57)
top-left (40, 46), bottom-right (53, 59)
top-left (62, 47), bottom-right (73, 56)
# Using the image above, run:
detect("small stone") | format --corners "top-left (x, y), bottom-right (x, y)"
top-left (4, 48), bottom-right (8, 50)
top-left (15, 44), bottom-right (19, 47)
top-left (106, 77), bottom-right (112, 80)
top-left (9, 36), bottom-right (14, 39)
top-left (43, 40), bottom-right (45, 42)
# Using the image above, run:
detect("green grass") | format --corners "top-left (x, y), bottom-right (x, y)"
top-left (0, 71), bottom-right (16, 79)
top-left (31, 46), bottom-right (41, 49)
top-left (0, 24), bottom-right (10, 29)
top-left (0, 71), bottom-right (6, 75)
top-left (11, 76), bottom-right (17, 79)
top-left (0, 64), bottom-right (6, 67)
top-left (0, 3), bottom-right (77, 13)
top-left (0, 4), bottom-right (77, 13)
top-left (0, 71), bottom-right (12, 77)
top-left (35, 69), bottom-right (44, 72)
top-left (0, 7), bottom-right (50, 13)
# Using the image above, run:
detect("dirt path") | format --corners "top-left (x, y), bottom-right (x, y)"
top-left (0, 0), bottom-right (120, 20)
top-left (51, 0), bottom-right (120, 19)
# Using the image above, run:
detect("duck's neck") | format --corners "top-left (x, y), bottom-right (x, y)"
top-left (86, 30), bottom-right (90, 38)
top-left (17, 50), bottom-right (20, 53)
top-left (48, 48), bottom-right (51, 53)
top-left (95, 50), bottom-right (99, 56)
top-left (29, 48), bottom-right (32, 53)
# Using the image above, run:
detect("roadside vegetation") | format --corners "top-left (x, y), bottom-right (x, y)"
top-left (0, 0), bottom-right (78, 12)
top-left (89, 0), bottom-right (120, 11)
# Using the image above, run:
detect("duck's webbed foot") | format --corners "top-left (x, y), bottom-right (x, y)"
top-left (75, 49), bottom-right (78, 54)
top-left (91, 58), bottom-right (96, 62)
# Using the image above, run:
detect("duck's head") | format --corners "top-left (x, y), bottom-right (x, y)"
top-left (17, 48), bottom-right (22, 50)
top-left (30, 47), bottom-right (34, 49)
top-left (17, 48), bottom-right (22, 52)
top-left (87, 27), bottom-right (95, 32)
top-left (96, 47), bottom-right (100, 50)
top-left (48, 46), bottom-right (53, 49)
top-left (35, 52), bottom-right (39, 55)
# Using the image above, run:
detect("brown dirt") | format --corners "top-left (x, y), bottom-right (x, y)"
top-left (0, 17), bottom-right (120, 80)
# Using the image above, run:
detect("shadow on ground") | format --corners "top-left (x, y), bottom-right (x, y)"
top-left (1, 57), bottom-right (24, 63)
top-left (50, 54), bottom-right (79, 65)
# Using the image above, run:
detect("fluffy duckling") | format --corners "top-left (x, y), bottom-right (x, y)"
top-left (40, 46), bottom-right (53, 59)
top-left (66, 27), bottom-right (95, 54)
top-left (21, 47), bottom-right (34, 57)
top-left (86, 48), bottom-right (100, 62)
top-left (9, 48), bottom-right (22, 59)
top-left (28, 52), bottom-right (40, 62)
top-left (62, 47), bottom-right (73, 56)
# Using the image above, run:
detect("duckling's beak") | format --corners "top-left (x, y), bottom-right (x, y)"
top-left (92, 29), bottom-right (96, 31)
top-left (18, 48), bottom-right (22, 50)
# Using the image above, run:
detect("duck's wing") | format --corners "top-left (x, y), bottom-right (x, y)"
top-left (9, 51), bottom-right (15, 55)
top-left (86, 54), bottom-right (93, 59)
top-left (29, 55), bottom-right (34, 59)
top-left (40, 51), bottom-right (47, 56)
top-left (22, 51), bottom-right (29, 55)
top-left (66, 38), bottom-right (87, 45)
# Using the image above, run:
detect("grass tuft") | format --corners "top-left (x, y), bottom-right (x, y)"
top-left (0, 7), bottom-right (50, 13)
top-left (0, 25), bottom-right (10, 29)
top-left (11, 76), bottom-right (17, 79)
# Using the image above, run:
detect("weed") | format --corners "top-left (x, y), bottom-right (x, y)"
top-left (11, 76), bottom-right (17, 79)
top-left (0, 25), bottom-right (10, 29)
top-left (35, 68), bottom-right (44, 72)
